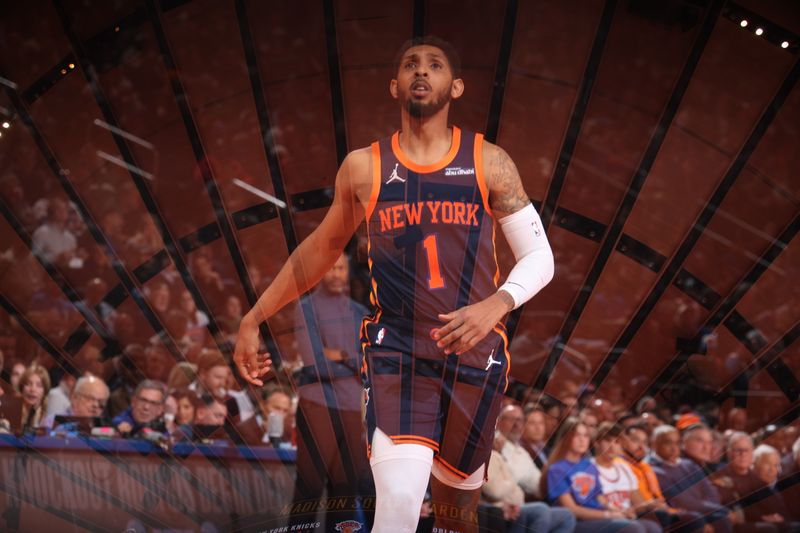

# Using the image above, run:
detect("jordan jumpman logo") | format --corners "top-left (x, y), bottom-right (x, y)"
top-left (386, 163), bottom-right (405, 184)
top-left (485, 349), bottom-right (501, 371)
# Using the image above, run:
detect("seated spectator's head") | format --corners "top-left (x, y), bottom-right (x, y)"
top-left (224, 295), bottom-right (242, 319)
top-left (10, 361), bottom-right (26, 392)
top-left (726, 431), bottom-right (754, 475)
top-left (167, 362), bottom-right (197, 391)
top-left (620, 423), bottom-right (650, 462)
top-left (653, 425), bottom-right (681, 463)
top-left (578, 408), bottom-right (599, 438)
top-left (46, 197), bottom-right (69, 225)
top-left (259, 387), bottom-right (292, 418)
top-left (195, 394), bottom-right (227, 426)
top-left (70, 375), bottom-right (110, 418)
top-left (144, 344), bottom-right (173, 383)
top-left (793, 436), bottom-right (800, 471)
top-left (165, 310), bottom-right (190, 340)
top-left (130, 380), bottom-right (167, 424)
top-left (19, 364), bottom-right (51, 410)
top-left (753, 444), bottom-right (781, 485)
top-left (549, 417), bottom-right (592, 463)
top-left (590, 398), bottom-right (614, 422)
top-left (179, 289), bottom-right (198, 315)
top-left (639, 412), bottom-right (662, 435)
top-left (321, 253), bottom-right (350, 295)
top-left (111, 312), bottom-right (137, 345)
top-left (171, 388), bottom-right (201, 425)
top-left (496, 404), bottom-right (524, 443)
top-left (522, 406), bottom-right (547, 445)
top-left (722, 407), bottom-right (747, 432)
top-left (149, 282), bottom-right (170, 313)
top-left (119, 344), bottom-right (147, 386)
top-left (682, 424), bottom-right (713, 466)
top-left (196, 349), bottom-right (230, 399)
top-left (593, 421), bottom-right (623, 460)
top-left (635, 395), bottom-right (657, 415)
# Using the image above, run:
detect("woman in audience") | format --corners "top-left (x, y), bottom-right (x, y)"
top-left (164, 388), bottom-right (201, 433)
top-left (21, 364), bottom-right (51, 430)
top-left (543, 417), bottom-right (652, 532)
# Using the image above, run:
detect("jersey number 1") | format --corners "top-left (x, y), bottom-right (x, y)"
top-left (423, 234), bottom-right (445, 289)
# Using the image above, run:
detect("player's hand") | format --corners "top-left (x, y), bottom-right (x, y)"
top-left (430, 293), bottom-right (511, 355)
top-left (233, 313), bottom-right (272, 386)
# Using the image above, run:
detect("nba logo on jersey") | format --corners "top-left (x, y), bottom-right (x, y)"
top-left (375, 327), bottom-right (386, 345)
top-left (335, 520), bottom-right (363, 532)
top-left (386, 163), bottom-right (405, 184)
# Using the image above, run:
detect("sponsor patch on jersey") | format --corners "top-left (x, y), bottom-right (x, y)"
top-left (444, 166), bottom-right (475, 177)
top-left (335, 520), bottom-right (363, 532)
top-left (571, 472), bottom-right (596, 499)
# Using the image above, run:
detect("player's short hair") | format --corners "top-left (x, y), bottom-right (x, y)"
top-left (393, 35), bottom-right (461, 77)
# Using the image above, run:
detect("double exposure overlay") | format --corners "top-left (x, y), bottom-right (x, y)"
top-left (0, 1), bottom-right (798, 532)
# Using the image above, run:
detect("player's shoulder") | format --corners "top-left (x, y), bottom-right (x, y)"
top-left (480, 140), bottom-right (516, 174)
top-left (341, 146), bottom-right (372, 174)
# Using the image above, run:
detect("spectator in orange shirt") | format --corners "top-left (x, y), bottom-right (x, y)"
top-left (619, 423), bottom-right (710, 532)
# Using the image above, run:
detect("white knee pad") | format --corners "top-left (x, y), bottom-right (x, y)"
top-left (370, 429), bottom-right (433, 533)
top-left (431, 459), bottom-right (485, 491)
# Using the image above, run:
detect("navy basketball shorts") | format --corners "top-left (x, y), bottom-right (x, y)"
top-left (361, 319), bottom-right (510, 478)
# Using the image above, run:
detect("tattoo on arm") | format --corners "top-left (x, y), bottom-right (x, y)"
top-left (489, 147), bottom-right (530, 214)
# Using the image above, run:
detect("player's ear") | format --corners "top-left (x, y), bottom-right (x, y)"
top-left (451, 78), bottom-right (464, 100)
top-left (389, 79), bottom-right (399, 99)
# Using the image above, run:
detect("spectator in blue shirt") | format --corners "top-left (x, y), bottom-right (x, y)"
top-left (543, 417), bottom-right (651, 532)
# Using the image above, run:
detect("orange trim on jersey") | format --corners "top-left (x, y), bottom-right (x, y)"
top-left (391, 126), bottom-right (461, 174)
top-left (366, 142), bottom-right (382, 221)
top-left (491, 219), bottom-right (500, 287)
top-left (390, 434), bottom-right (440, 450)
top-left (434, 455), bottom-right (469, 480)
top-left (474, 133), bottom-right (493, 217)
top-left (494, 324), bottom-right (512, 391)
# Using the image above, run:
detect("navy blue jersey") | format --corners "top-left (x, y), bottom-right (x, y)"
top-left (359, 127), bottom-right (511, 478)
top-left (363, 126), bottom-right (499, 335)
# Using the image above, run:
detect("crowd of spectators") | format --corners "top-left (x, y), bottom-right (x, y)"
top-left (0, 191), bottom-right (797, 531)
top-left (2, 336), bottom-right (799, 532)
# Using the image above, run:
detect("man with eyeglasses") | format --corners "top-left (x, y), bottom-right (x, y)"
top-left (112, 379), bottom-right (168, 436)
top-left (43, 374), bottom-right (110, 430)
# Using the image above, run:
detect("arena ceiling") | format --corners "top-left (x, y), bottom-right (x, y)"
top-left (0, 0), bottom-right (798, 433)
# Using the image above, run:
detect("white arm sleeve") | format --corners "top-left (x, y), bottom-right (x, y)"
top-left (497, 203), bottom-right (554, 310)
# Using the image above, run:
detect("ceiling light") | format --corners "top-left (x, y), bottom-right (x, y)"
top-left (781, 41), bottom-right (789, 49)
top-left (1, 122), bottom-right (9, 129)
top-left (755, 28), bottom-right (764, 36)
top-left (740, 20), bottom-right (748, 28)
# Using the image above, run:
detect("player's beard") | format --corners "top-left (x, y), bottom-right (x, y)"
top-left (401, 83), bottom-right (451, 118)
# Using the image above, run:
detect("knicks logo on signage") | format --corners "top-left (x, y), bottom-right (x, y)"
top-left (335, 520), bottom-right (363, 533)
top-left (377, 201), bottom-right (480, 232)
top-left (571, 473), bottom-right (596, 499)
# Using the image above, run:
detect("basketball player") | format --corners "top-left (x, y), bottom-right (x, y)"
top-left (234, 36), bottom-right (554, 532)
